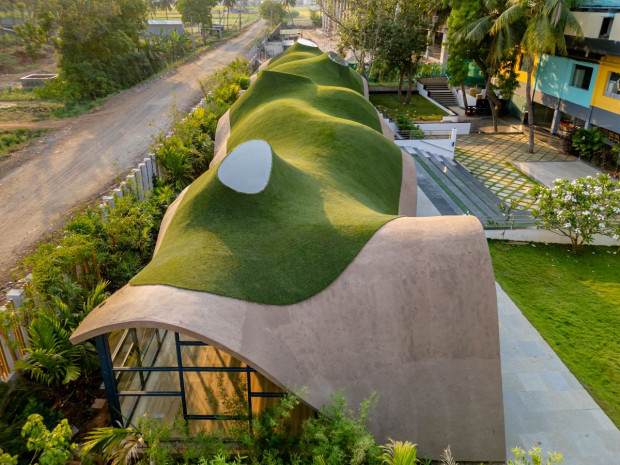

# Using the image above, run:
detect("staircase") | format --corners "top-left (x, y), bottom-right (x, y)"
top-left (419, 77), bottom-right (458, 108)
top-left (409, 148), bottom-right (534, 228)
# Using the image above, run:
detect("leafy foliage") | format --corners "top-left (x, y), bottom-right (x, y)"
top-left (260, 0), bottom-right (287, 25)
top-left (376, 0), bottom-right (430, 103)
top-left (177, 0), bottom-right (219, 43)
top-left (530, 174), bottom-right (620, 252)
top-left (379, 439), bottom-right (418, 465)
top-left (508, 446), bottom-right (563, 465)
top-left (300, 391), bottom-right (380, 465)
top-left (571, 127), bottom-right (609, 161)
top-left (21, 414), bottom-right (77, 465)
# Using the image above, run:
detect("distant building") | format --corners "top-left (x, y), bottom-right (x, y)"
top-left (146, 19), bottom-right (185, 37)
top-left (510, 0), bottom-right (620, 142)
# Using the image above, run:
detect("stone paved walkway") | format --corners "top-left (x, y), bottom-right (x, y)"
top-left (455, 134), bottom-right (572, 210)
top-left (497, 284), bottom-right (620, 465)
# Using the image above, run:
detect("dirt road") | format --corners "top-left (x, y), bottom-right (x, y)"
top-left (0, 20), bottom-right (266, 285)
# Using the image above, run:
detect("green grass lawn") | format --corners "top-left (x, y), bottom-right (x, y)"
top-left (369, 93), bottom-right (448, 121)
top-left (132, 43), bottom-right (403, 304)
top-left (488, 240), bottom-right (620, 427)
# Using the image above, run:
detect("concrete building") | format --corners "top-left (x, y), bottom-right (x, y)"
top-left (147, 19), bottom-right (185, 37)
top-left (510, 0), bottom-right (620, 142)
top-left (71, 42), bottom-right (506, 462)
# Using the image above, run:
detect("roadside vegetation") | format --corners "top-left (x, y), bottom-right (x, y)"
top-left (0, 128), bottom-right (48, 159)
top-left (0, 0), bottom-right (260, 127)
top-left (0, 58), bottom-right (250, 462)
top-left (489, 240), bottom-right (620, 428)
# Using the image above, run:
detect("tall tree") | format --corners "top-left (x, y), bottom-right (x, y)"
top-left (222, 0), bottom-right (236, 30)
top-left (448, 0), bottom-right (520, 131)
top-left (376, 0), bottom-right (431, 103)
top-left (493, 0), bottom-right (583, 152)
top-left (177, 0), bottom-right (218, 43)
top-left (282, 0), bottom-right (295, 26)
top-left (320, 0), bottom-right (389, 78)
top-left (259, 0), bottom-right (285, 26)
top-left (16, 0), bottom-right (151, 101)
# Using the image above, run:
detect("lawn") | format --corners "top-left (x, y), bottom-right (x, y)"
top-left (369, 92), bottom-right (448, 121)
top-left (488, 240), bottom-right (620, 427)
top-left (132, 42), bottom-right (403, 305)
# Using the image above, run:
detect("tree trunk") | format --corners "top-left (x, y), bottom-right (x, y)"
top-left (398, 70), bottom-right (405, 104)
top-left (526, 55), bottom-right (535, 153)
top-left (227, 8), bottom-right (230, 31)
top-left (460, 83), bottom-right (467, 109)
top-left (485, 75), bottom-right (500, 132)
top-left (288, 6), bottom-right (294, 26)
top-left (405, 67), bottom-right (413, 104)
top-left (201, 24), bottom-right (207, 44)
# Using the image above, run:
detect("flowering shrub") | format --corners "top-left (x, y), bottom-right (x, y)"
top-left (530, 174), bottom-right (620, 252)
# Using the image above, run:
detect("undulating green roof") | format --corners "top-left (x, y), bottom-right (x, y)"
top-left (130, 42), bottom-right (403, 305)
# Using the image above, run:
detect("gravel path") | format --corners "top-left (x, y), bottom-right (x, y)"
top-left (0, 20), bottom-right (266, 286)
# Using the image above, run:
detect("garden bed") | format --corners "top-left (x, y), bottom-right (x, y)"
top-left (488, 240), bottom-right (620, 427)
top-left (369, 92), bottom-right (448, 121)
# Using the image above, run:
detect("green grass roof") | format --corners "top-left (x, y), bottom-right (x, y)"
top-left (130, 44), bottom-right (403, 305)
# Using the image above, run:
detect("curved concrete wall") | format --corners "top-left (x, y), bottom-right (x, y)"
top-left (72, 50), bottom-right (503, 461)
top-left (72, 216), bottom-right (504, 461)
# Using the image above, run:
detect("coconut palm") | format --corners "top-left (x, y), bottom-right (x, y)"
top-left (223, 0), bottom-right (236, 30)
top-left (451, 0), bottom-right (521, 132)
top-left (282, 0), bottom-right (296, 26)
top-left (492, 0), bottom-right (583, 152)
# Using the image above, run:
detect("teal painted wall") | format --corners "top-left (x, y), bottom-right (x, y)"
top-left (535, 54), bottom-right (599, 108)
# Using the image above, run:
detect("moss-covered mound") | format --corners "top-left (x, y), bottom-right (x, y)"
top-left (131, 44), bottom-right (403, 305)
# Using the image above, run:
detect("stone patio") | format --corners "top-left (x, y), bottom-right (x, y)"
top-left (455, 133), bottom-right (573, 210)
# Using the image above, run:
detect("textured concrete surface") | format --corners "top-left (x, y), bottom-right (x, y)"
top-left (497, 283), bottom-right (620, 465)
top-left (512, 160), bottom-right (604, 188)
top-left (71, 216), bottom-right (505, 462)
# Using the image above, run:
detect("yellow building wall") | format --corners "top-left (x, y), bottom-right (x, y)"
top-left (516, 54), bottom-right (539, 83)
top-left (591, 56), bottom-right (620, 115)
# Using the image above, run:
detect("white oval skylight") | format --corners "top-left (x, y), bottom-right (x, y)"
top-left (297, 38), bottom-right (318, 47)
top-left (328, 51), bottom-right (348, 67)
top-left (217, 140), bottom-right (273, 194)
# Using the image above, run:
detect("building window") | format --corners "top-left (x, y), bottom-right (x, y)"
top-left (604, 71), bottom-right (620, 99)
top-left (570, 65), bottom-right (594, 90)
top-left (599, 17), bottom-right (614, 39)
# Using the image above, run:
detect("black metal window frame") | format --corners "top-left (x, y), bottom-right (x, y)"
top-left (96, 331), bottom-right (284, 428)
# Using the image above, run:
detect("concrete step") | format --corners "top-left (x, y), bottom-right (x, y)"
top-left (411, 149), bottom-right (534, 227)
top-left (420, 154), bottom-right (499, 218)
top-left (414, 151), bottom-right (497, 218)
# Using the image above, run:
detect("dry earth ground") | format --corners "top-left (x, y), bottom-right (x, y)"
top-left (0, 19), bottom-right (266, 290)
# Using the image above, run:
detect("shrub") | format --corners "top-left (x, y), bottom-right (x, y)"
top-left (571, 127), bottom-right (608, 161)
top-left (508, 446), bottom-right (562, 465)
top-left (21, 414), bottom-right (77, 465)
top-left (530, 174), bottom-right (620, 252)
top-left (301, 391), bottom-right (380, 465)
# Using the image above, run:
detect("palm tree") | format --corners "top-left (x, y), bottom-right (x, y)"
top-left (492, 0), bottom-right (583, 152)
top-left (282, 0), bottom-right (296, 26)
top-left (223, 0), bottom-right (236, 30)
top-left (452, 0), bottom-right (520, 132)
top-left (159, 0), bottom-right (174, 19)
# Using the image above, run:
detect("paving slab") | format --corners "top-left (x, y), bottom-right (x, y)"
top-left (415, 159), bottom-right (620, 464)
top-left (512, 160), bottom-right (605, 188)
top-left (497, 283), bottom-right (620, 464)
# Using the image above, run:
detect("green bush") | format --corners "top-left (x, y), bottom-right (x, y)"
top-left (571, 127), bottom-right (608, 161)
top-left (300, 392), bottom-right (380, 465)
